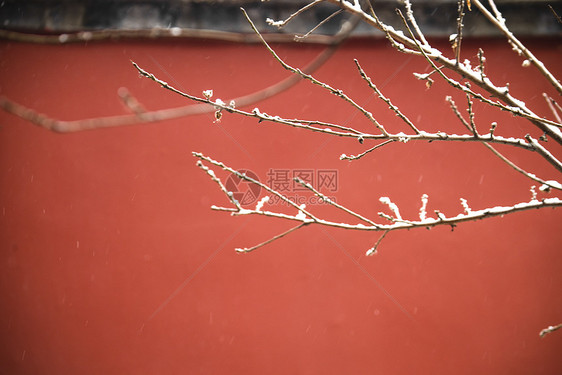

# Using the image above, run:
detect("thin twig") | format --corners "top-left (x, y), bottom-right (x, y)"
top-left (282, 118), bottom-right (363, 135)
top-left (465, 92), bottom-right (479, 137)
top-left (526, 134), bottom-right (562, 170)
top-left (447, 97), bottom-right (562, 190)
top-left (543, 93), bottom-right (562, 124)
top-left (472, 0), bottom-right (562, 95)
top-left (235, 223), bottom-right (309, 253)
top-left (0, 46), bottom-right (334, 132)
top-left (295, 9), bottom-right (344, 41)
top-left (340, 140), bottom-right (396, 161)
top-left (195, 160), bottom-right (242, 210)
top-left (195, 151), bottom-right (562, 252)
top-left (354, 59), bottom-right (421, 134)
top-left (455, 0), bottom-right (467, 67)
top-left (446, 96), bottom-right (471, 130)
top-left (477, 48), bottom-right (487, 81)
top-left (483, 143), bottom-right (562, 191)
top-left (366, 230), bottom-right (390, 256)
top-left (293, 177), bottom-right (381, 228)
top-left (548, 4), bottom-right (562, 24)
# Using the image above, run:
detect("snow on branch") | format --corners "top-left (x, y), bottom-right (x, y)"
top-left (266, 0), bottom-right (323, 29)
top-left (131, 58), bottom-right (552, 162)
top-left (326, 0), bottom-right (562, 144)
top-left (194, 152), bottom-right (562, 254)
top-left (539, 323), bottom-right (562, 338)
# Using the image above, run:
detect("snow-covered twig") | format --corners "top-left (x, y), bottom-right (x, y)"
top-left (403, 0), bottom-right (429, 47)
top-left (132, 3), bottom-right (562, 254)
top-left (266, 0), bottom-right (322, 29)
top-left (194, 152), bottom-right (317, 222)
top-left (366, 230), bottom-right (390, 256)
top-left (539, 323), bottom-right (562, 338)
top-left (195, 160), bottom-right (242, 210)
top-left (379, 197), bottom-right (403, 221)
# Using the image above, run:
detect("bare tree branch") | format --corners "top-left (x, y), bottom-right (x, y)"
top-left (394, 8), bottom-right (562, 171)
top-left (194, 151), bottom-right (562, 254)
top-left (326, 0), bottom-right (562, 144)
top-left (0, 10), bottom-right (360, 133)
top-left (0, 26), bottom-right (343, 45)
top-left (134, 59), bottom-right (549, 154)
top-left (472, 0), bottom-right (562, 95)
top-left (241, 7), bottom-right (390, 137)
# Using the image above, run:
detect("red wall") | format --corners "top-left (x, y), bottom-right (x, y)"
top-left (1, 37), bottom-right (561, 374)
